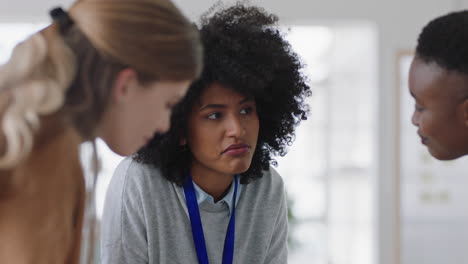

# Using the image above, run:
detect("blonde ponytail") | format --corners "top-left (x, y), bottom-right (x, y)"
top-left (0, 28), bottom-right (76, 169)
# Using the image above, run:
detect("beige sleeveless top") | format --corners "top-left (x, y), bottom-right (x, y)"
top-left (0, 114), bottom-right (85, 264)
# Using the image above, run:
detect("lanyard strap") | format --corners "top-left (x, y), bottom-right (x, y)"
top-left (183, 174), bottom-right (238, 264)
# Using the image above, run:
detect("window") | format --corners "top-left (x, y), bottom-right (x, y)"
top-left (278, 24), bottom-right (377, 264)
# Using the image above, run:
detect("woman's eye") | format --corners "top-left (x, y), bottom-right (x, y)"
top-left (207, 112), bottom-right (222, 120)
top-left (240, 107), bottom-right (253, 115)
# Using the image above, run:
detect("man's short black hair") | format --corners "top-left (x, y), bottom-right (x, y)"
top-left (416, 10), bottom-right (468, 74)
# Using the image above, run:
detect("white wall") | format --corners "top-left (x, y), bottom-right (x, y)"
top-left (1, 1), bottom-right (465, 263)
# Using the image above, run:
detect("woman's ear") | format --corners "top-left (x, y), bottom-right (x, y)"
top-left (112, 68), bottom-right (138, 104)
top-left (462, 99), bottom-right (468, 127)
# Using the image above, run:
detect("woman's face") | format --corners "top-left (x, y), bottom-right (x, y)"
top-left (186, 82), bottom-right (259, 176)
top-left (99, 70), bottom-right (190, 156)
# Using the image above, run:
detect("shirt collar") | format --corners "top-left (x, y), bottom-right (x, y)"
top-left (191, 175), bottom-right (242, 212)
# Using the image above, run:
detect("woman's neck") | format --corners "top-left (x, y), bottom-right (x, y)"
top-left (190, 162), bottom-right (235, 203)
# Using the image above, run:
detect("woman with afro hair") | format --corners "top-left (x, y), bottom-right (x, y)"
top-left (101, 3), bottom-right (311, 264)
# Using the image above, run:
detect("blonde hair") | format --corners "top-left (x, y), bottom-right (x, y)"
top-left (0, 0), bottom-right (202, 168)
top-left (0, 27), bottom-right (76, 169)
top-left (69, 0), bottom-right (202, 80)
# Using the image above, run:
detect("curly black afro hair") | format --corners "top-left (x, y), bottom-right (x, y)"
top-left (134, 2), bottom-right (311, 185)
top-left (416, 10), bottom-right (468, 74)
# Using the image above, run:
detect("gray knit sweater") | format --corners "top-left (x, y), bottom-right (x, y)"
top-left (101, 157), bottom-right (288, 264)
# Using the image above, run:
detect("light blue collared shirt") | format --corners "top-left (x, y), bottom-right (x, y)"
top-left (191, 175), bottom-right (242, 216)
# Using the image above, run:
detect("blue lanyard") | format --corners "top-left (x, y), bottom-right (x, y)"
top-left (183, 173), bottom-right (238, 264)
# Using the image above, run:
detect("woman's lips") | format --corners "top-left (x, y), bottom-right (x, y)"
top-left (224, 147), bottom-right (249, 156)
top-left (222, 144), bottom-right (250, 156)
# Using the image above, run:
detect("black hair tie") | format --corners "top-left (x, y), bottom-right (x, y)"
top-left (49, 7), bottom-right (74, 34)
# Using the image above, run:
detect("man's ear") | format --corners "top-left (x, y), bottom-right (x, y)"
top-left (112, 68), bottom-right (138, 103)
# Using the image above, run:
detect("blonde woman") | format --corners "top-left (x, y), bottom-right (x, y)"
top-left (0, 0), bottom-right (202, 263)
